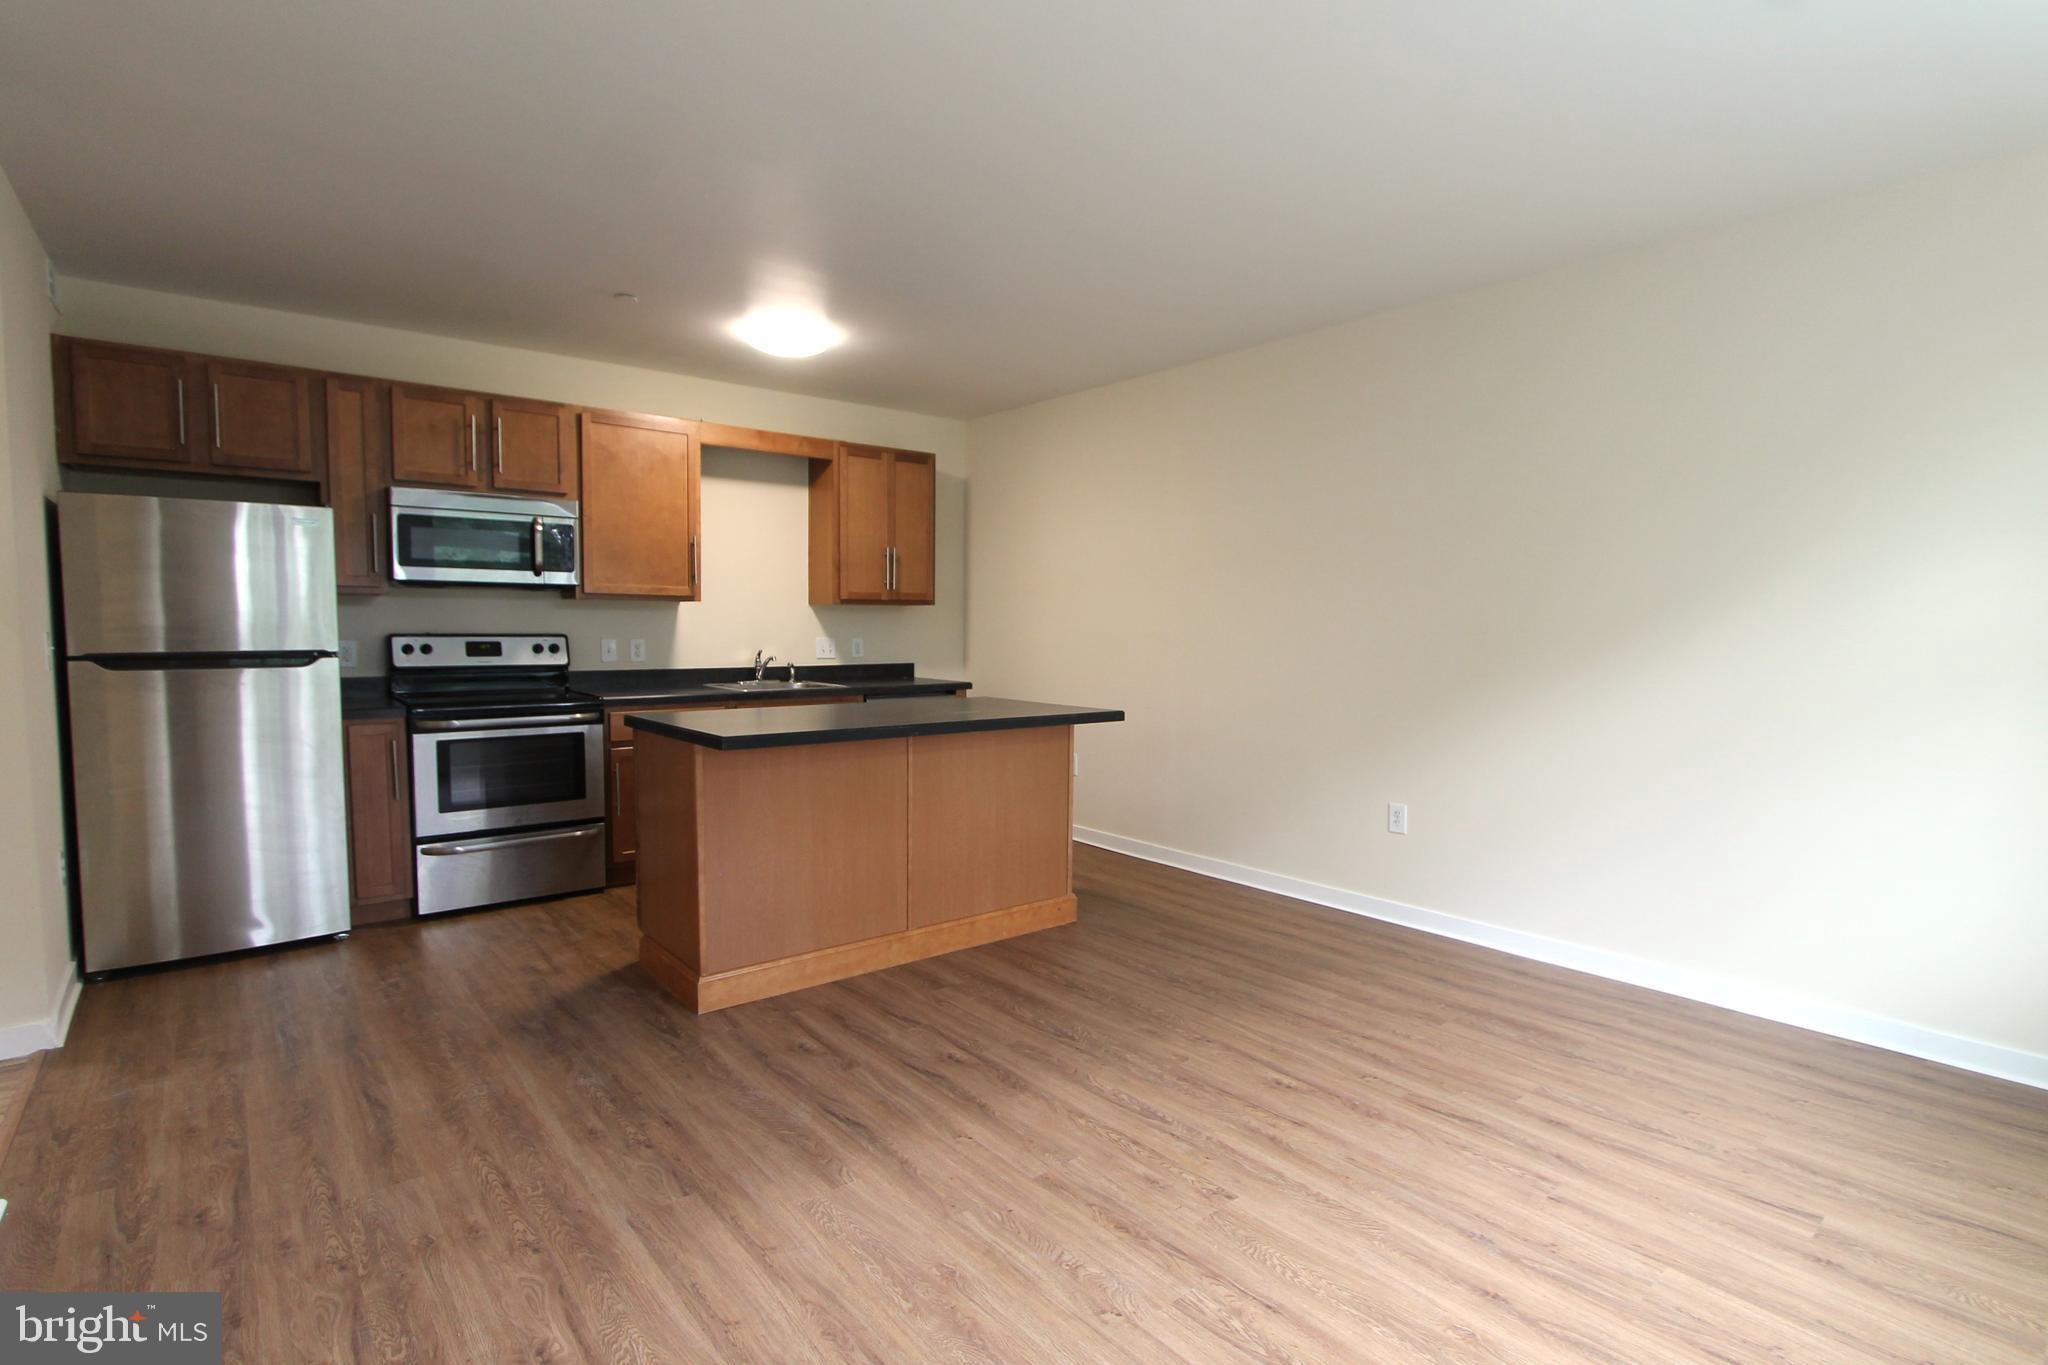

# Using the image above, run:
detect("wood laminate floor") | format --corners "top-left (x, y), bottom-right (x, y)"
top-left (0, 1053), bottom-right (39, 1177)
top-left (1, 845), bottom-right (2042, 1362)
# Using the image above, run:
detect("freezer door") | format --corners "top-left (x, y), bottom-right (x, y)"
top-left (59, 493), bottom-right (338, 656)
top-left (68, 656), bottom-right (350, 972)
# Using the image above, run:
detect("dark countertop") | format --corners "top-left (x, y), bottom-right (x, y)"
top-left (626, 695), bottom-right (1123, 751)
top-left (340, 677), bottom-right (405, 720)
top-left (570, 662), bottom-right (970, 706)
top-left (340, 662), bottom-right (968, 718)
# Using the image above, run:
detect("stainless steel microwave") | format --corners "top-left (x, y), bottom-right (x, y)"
top-left (389, 487), bottom-right (579, 587)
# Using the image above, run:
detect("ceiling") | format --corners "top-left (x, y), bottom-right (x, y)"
top-left (5, 2), bottom-right (2048, 418)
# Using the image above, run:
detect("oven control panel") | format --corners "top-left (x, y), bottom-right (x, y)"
top-left (389, 634), bottom-right (570, 667)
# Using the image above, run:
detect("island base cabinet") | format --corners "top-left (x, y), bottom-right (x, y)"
top-left (635, 727), bottom-right (1079, 1013)
top-left (908, 726), bottom-right (1072, 928)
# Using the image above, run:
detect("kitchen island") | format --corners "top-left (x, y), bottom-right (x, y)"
top-left (627, 695), bottom-right (1124, 1012)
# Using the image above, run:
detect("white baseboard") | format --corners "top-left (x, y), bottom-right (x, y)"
top-left (1073, 826), bottom-right (2048, 1093)
top-left (0, 970), bottom-right (81, 1060)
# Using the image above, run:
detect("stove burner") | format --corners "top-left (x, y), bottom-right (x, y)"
top-left (386, 632), bottom-right (594, 723)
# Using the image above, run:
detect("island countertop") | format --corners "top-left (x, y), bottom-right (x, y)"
top-left (625, 694), bottom-right (1124, 751)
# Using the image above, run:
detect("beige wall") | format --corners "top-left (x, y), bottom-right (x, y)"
top-left (968, 151), bottom-right (2048, 1060)
top-left (53, 281), bottom-right (970, 677)
top-left (0, 165), bottom-right (74, 1045)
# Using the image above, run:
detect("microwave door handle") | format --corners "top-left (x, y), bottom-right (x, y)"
top-left (532, 517), bottom-right (544, 576)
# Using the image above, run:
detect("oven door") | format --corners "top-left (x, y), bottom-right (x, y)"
top-left (411, 715), bottom-right (604, 838)
top-left (391, 504), bottom-right (578, 587)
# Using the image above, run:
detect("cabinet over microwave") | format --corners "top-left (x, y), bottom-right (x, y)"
top-left (390, 487), bottom-right (578, 588)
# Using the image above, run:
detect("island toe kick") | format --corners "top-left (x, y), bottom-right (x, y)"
top-left (632, 717), bottom-right (1106, 1012)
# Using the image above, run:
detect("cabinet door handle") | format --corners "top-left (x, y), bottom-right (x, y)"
top-left (495, 415), bottom-right (504, 475)
top-left (212, 383), bottom-right (223, 448)
top-left (468, 414), bottom-right (477, 474)
top-left (388, 738), bottom-right (401, 799)
top-left (371, 515), bottom-right (382, 574)
top-left (690, 533), bottom-right (700, 590)
top-left (175, 378), bottom-right (186, 445)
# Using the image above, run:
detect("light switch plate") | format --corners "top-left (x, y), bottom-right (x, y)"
top-left (337, 639), bottom-right (359, 668)
top-left (629, 639), bottom-right (647, 663)
top-left (850, 637), bottom-right (864, 659)
top-left (600, 638), bottom-right (619, 663)
top-left (815, 636), bottom-right (837, 659)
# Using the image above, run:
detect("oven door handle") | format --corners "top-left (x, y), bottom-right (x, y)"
top-left (421, 826), bottom-right (602, 856)
top-left (412, 712), bottom-right (601, 732)
top-left (532, 517), bottom-right (545, 576)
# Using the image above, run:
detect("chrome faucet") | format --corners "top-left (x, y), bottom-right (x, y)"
top-left (753, 649), bottom-right (777, 681)
top-left (788, 663), bottom-right (799, 684)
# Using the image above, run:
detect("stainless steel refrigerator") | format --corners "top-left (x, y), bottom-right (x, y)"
top-left (59, 493), bottom-right (350, 973)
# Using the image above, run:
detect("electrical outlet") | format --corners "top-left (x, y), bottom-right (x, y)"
top-left (599, 638), bottom-right (619, 663)
top-left (57, 849), bottom-right (67, 889)
top-left (1388, 803), bottom-right (1409, 835)
top-left (815, 636), bottom-right (836, 659)
top-left (850, 637), bottom-right (864, 659)
top-left (337, 639), bottom-right (359, 668)
top-left (629, 639), bottom-right (647, 663)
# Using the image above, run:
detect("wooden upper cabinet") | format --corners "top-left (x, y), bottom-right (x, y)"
top-left (580, 409), bottom-right (699, 599)
top-left (58, 339), bottom-right (197, 468)
top-left (390, 387), bottom-right (576, 496)
top-left (810, 443), bottom-right (938, 605)
top-left (888, 450), bottom-right (936, 604)
top-left (56, 339), bottom-right (321, 481)
top-left (488, 397), bottom-right (577, 497)
top-left (390, 383), bottom-right (485, 489)
top-left (200, 359), bottom-right (313, 475)
top-left (325, 376), bottom-right (390, 593)
top-left (836, 444), bottom-right (893, 602)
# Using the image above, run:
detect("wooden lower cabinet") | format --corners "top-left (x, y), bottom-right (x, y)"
top-left (907, 726), bottom-right (1072, 927)
top-left (634, 724), bottom-right (1078, 1012)
top-left (605, 695), bottom-right (861, 885)
top-left (344, 717), bottom-right (414, 923)
top-left (608, 742), bottom-right (637, 869)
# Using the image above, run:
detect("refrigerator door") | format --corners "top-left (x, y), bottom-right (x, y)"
top-left (58, 493), bottom-right (338, 656)
top-left (68, 656), bottom-right (350, 972)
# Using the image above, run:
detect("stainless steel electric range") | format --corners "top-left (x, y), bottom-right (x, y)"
top-left (388, 633), bottom-right (606, 915)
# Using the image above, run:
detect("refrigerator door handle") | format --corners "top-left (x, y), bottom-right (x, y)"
top-left (75, 652), bottom-right (334, 671)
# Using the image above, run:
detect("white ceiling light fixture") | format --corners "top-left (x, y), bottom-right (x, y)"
top-left (730, 305), bottom-right (847, 359)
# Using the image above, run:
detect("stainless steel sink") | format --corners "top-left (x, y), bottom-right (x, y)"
top-left (706, 679), bottom-right (849, 693)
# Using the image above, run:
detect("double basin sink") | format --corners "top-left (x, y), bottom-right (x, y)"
top-left (705, 679), bottom-right (848, 694)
